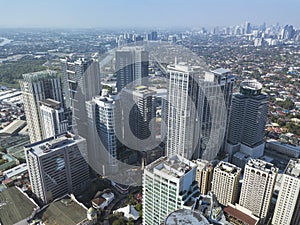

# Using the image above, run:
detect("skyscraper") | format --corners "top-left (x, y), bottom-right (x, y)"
top-left (211, 161), bottom-right (241, 206)
top-left (86, 95), bottom-right (118, 174)
top-left (194, 159), bottom-right (213, 195)
top-left (239, 159), bottom-right (278, 222)
top-left (166, 63), bottom-right (227, 160)
top-left (116, 46), bottom-right (149, 92)
top-left (227, 79), bottom-right (268, 158)
top-left (40, 98), bottom-right (68, 139)
top-left (165, 63), bottom-right (199, 159)
top-left (204, 68), bottom-right (235, 152)
top-left (142, 155), bottom-right (199, 225)
top-left (24, 133), bottom-right (89, 204)
top-left (205, 68), bottom-right (235, 113)
top-left (122, 86), bottom-right (156, 143)
top-left (272, 159), bottom-right (300, 225)
top-left (61, 57), bottom-right (100, 109)
top-left (61, 57), bottom-right (100, 146)
top-left (245, 22), bottom-right (251, 34)
top-left (20, 70), bottom-right (63, 143)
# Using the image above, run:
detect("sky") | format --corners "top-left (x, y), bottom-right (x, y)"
top-left (0, 0), bottom-right (299, 29)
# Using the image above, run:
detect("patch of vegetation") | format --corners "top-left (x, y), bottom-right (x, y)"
top-left (109, 212), bottom-right (126, 225)
top-left (277, 98), bottom-right (294, 110)
top-left (0, 158), bottom-right (8, 165)
top-left (0, 56), bottom-right (47, 88)
top-left (285, 123), bottom-right (300, 136)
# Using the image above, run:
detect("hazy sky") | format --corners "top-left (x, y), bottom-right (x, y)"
top-left (0, 0), bottom-right (299, 28)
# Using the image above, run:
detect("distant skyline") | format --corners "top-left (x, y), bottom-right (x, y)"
top-left (0, 0), bottom-right (299, 29)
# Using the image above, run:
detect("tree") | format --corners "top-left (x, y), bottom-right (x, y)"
top-left (277, 98), bottom-right (294, 110)
top-left (0, 56), bottom-right (47, 88)
top-left (127, 218), bottom-right (135, 225)
top-left (135, 203), bottom-right (143, 218)
top-left (128, 194), bottom-right (136, 205)
top-left (135, 203), bottom-right (142, 212)
top-left (112, 218), bottom-right (126, 225)
top-left (0, 146), bottom-right (6, 154)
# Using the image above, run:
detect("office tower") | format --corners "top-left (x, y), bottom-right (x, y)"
top-left (239, 159), bottom-right (278, 222)
top-left (40, 99), bottom-right (68, 139)
top-left (86, 95), bottom-right (118, 174)
top-left (245, 22), bottom-right (251, 34)
top-left (165, 63), bottom-right (199, 159)
top-left (166, 63), bottom-right (227, 160)
top-left (147, 31), bottom-right (158, 41)
top-left (61, 57), bottom-right (100, 153)
top-left (272, 159), bottom-right (300, 225)
top-left (116, 47), bottom-right (149, 92)
top-left (211, 161), bottom-right (241, 206)
top-left (122, 86), bottom-right (156, 143)
top-left (61, 57), bottom-right (100, 109)
top-left (204, 68), bottom-right (235, 151)
top-left (142, 155), bottom-right (199, 225)
top-left (24, 133), bottom-right (89, 204)
top-left (20, 70), bottom-right (63, 143)
top-left (281, 25), bottom-right (295, 40)
top-left (194, 159), bottom-right (213, 195)
top-left (227, 80), bottom-right (268, 158)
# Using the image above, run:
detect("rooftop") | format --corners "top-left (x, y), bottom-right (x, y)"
top-left (215, 161), bottom-right (241, 175)
top-left (240, 79), bottom-right (263, 91)
top-left (224, 204), bottom-right (259, 225)
top-left (247, 159), bottom-right (278, 173)
top-left (123, 85), bottom-right (156, 98)
top-left (167, 62), bottom-right (196, 73)
top-left (37, 197), bottom-right (87, 225)
top-left (194, 159), bottom-right (213, 171)
top-left (146, 155), bottom-right (196, 179)
top-left (25, 133), bottom-right (83, 157)
top-left (211, 68), bottom-right (231, 75)
top-left (93, 94), bottom-right (116, 105)
top-left (0, 187), bottom-right (39, 225)
top-left (0, 119), bottom-right (27, 136)
top-left (22, 70), bottom-right (58, 82)
top-left (165, 209), bottom-right (210, 225)
top-left (285, 159), bottom-right (300, 178)
top-left (92, 197), bottom-right (106, 206)
top-left (40, 98), bottom-right (62, 109)
top-left (3, 163), bottom-right (28, 179)
top-left (233, 151), bottom-right (251, 161)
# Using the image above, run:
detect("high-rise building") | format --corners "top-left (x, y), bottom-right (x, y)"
top-left (20, 70), bottom-right (63, 143)
top-left (272, 159), bottom-right (300, 225)
top-left (86, 95), bottom-right (118, 174)
top-left (24, 133), bottom-right (89, 204)
top-left (147, 31), bottom-right (158, 41)
top-left (204, 68), bottom-right (235, 152)
top-left (245, 22), bottom-right (251, 34)
top-left (165, 63), bottom-right (199, 159)
top-left (40, 98), bottom-right (68, 139)
top-left (122, 86), bottom-right (156, 144)
top-left (194, 159), bottom-right (213, 195)
top-left (239, 159), bottom-right (278, 222)
top-left (205, 68), bottom-right (235, 112)
top-left (116, 47), bottom-right (149, 92)
top-left (281, 25), bottom-right (295, 40)
top-left (61, 57), bottom-right (100, 109)
top-left (227, 80), bottom-right (268, 158)
top-left (211, 161), bottom-right (241, 206)
top-left (61, 57), bottom-right (100, 146)
top-left (142, 155), bottom-right (199, 225)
